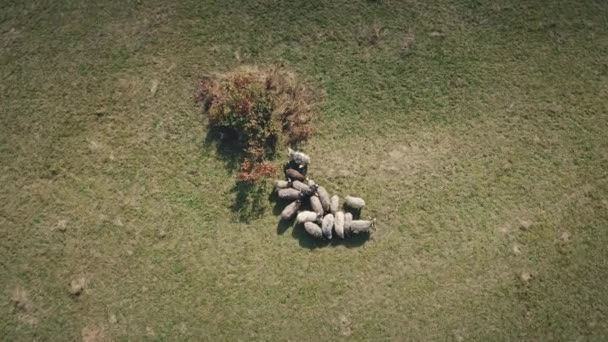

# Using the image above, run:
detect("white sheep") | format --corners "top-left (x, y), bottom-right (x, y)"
top-left (344, 196), bottom-right (366, 209)
top-left (280, 200), bottom-right (301, 220)
top-left (304, 222), bottom-right (323, 238)
top-left (334, 211), bottom-right (345, 238)
top-left (310, 195), bottom-right (324, 216)
top-left (344, 212), bottom-right (353, 235)
top-left (350, 219), bottom-right (375, 234)
top-left (322, 213), bottom-right (334, 240)
top-left (278, 188), bottom-right (301, 201)
top-left (317, 186), bottom-right (331, 212)
top-left (296, 211), bottom-right (318, 224)
top-left (330, 195), bottom-right (340, 215)
top-left (292, 180), bottom-right (314, 195)
top-left (288, 148), bottom-right (311, 168)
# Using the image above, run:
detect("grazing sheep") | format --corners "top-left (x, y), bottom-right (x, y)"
top-left (274, 180), bottom-right (290, 190)
top-left (292, 180), bottom-right (314, 195)
top-left (304, 222), bottom-right (323, 238)
top-left (278, 188), bottom-right (301, 201)
top-left (297, 211), bottom-right (318, 224)
top-left (344, 212), bottom-right (353, 234)
top-left (288, 148), bottom-right (311, 168)
top-left (310, 195), bottom-right (324, 216)
top-left (280, 200), bottom-right (301, 220)
top-left (274, 153), bottom-right (374, 241)
top-left (344, 196), bottom-right (366, 209)
top-left (322, 213), bottom-right (334, 239)
top-left (286, 168), bottom-right (306, 181)
top-left (330, 195), bottom-right (340, 215)
top-left (350, 220), bottom-right (374, 234)
top-left (334, 211), bottom-right (345, 238)
top-left (317, 186), bottom-right (331, 212)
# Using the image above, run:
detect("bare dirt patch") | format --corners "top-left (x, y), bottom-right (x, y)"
top-left (559, 231), bottom-right (571, 243)
top-left (338, 314), bottom-right (352, 337)
top-left (512, 244), bottom-right (522, 255)
top-left (520, 272), bottom-right (534, 284)
top-left (10, 286), bottom-right (37, 325)
top-left (69, 276), bottom-right (86, 296)
top-left (56, 219), bottom-right (68, 232)
top-left (519, 220), bottom-right (532, 231)
top-left (82, 325), bottom-right (105, 342)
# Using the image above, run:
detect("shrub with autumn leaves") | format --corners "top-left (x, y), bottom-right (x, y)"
top-left (196, 65), bottom-right (320, 182)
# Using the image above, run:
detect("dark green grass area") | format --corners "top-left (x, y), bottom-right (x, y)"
top-left (1, 0), bottom-right (607, 340)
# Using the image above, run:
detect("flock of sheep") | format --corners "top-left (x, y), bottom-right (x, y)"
top-left (275, 149), bottom-right (375, 240)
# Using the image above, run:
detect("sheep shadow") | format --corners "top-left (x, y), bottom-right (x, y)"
top-left (230, 181), bottom-right (271, 223)
top-left (290, 222), bottom-right (371, 249)
top-left (203, 127), bottom-right (274, 222)
top-left (271, 191), bottom-right (295, 235)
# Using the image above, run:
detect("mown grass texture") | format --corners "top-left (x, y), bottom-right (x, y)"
top-left (1, 0), bottom-right (608, 340)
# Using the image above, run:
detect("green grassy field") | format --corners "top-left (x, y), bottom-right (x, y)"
top-left (2, 0), bottom-right (608, 340)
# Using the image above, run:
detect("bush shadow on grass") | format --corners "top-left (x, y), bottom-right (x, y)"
top-left (203, 127), bottom-right (246, 172)
top-left (204, 127), bottom-right (269, 223)
top-left (205, 129), bottom-right (370, 247)
top-left (205, 127), bottom-right (283, 223)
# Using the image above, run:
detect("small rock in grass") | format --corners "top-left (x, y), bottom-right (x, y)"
top-left (56, 219), bottom-right (68, 232)
top-left (69, 277), bottom-right (86, 296)
top-left (520, 271), bottom-right (533, 283)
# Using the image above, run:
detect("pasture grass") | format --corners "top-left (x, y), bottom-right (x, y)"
top-left (1, 0), bottom-right (607, 340)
